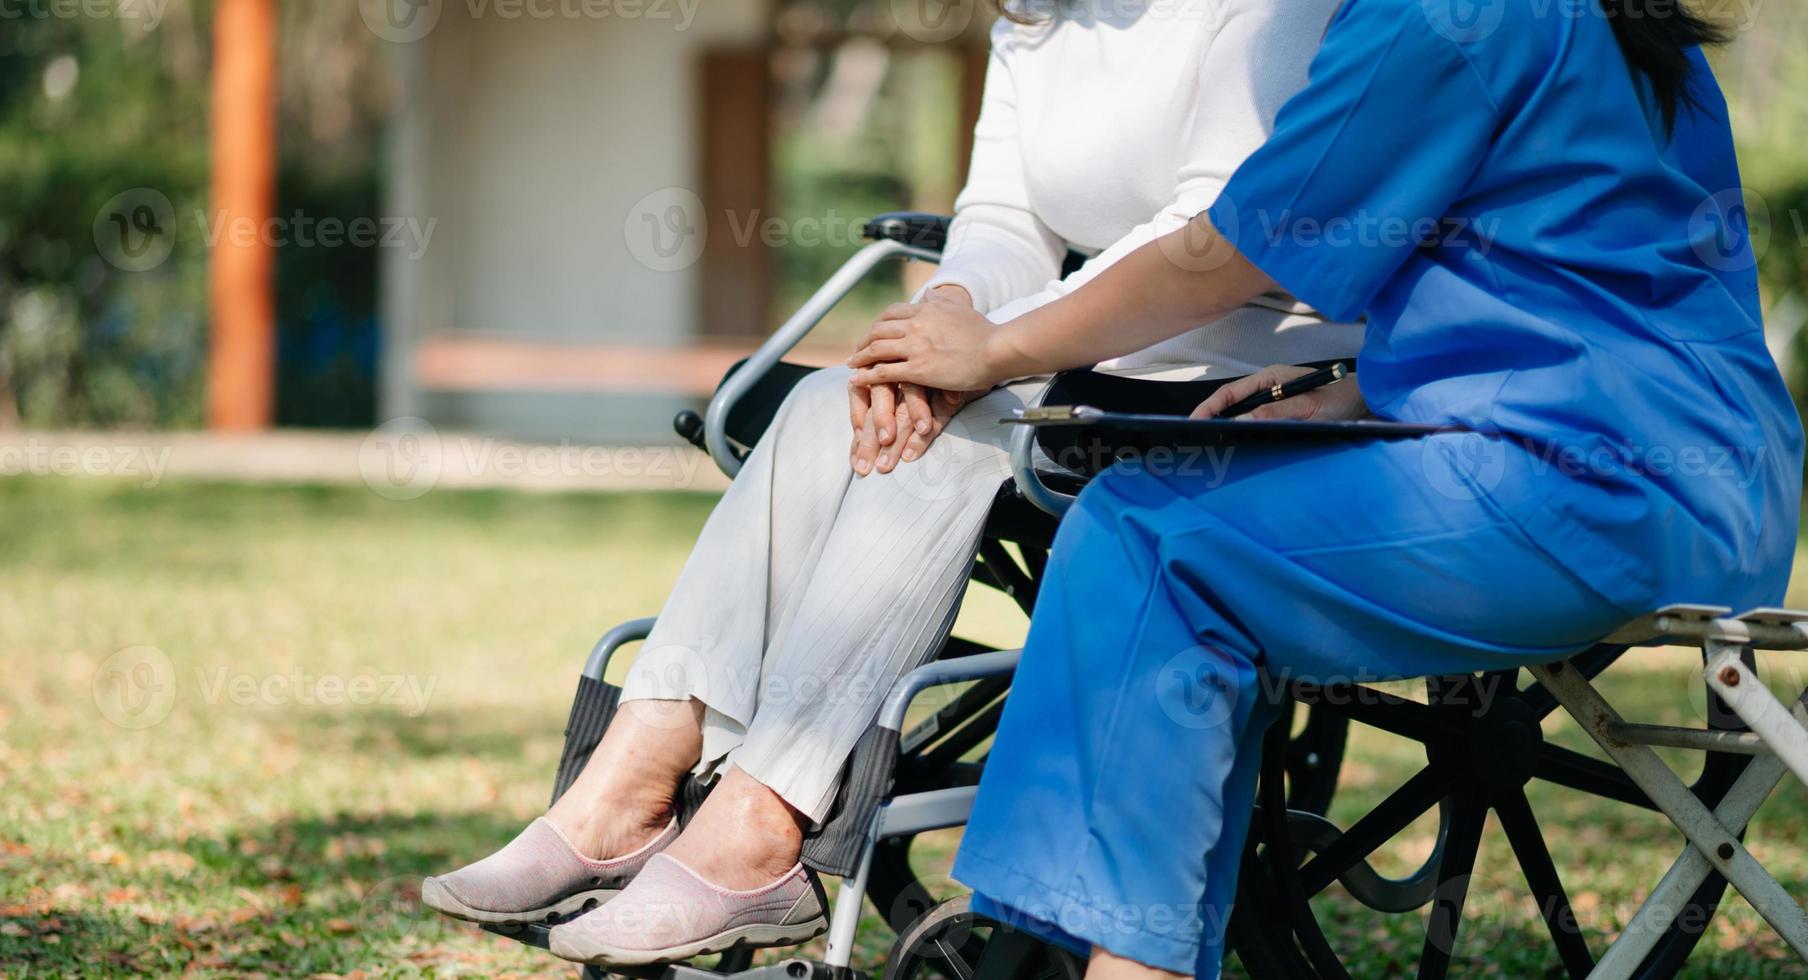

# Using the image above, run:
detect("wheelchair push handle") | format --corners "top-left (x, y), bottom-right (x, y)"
top-left (689, 215), bottom-right (949, 476)
top-left (861, 211), bottom-right (953, 252)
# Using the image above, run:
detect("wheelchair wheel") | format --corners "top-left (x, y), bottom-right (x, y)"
top-left (883, 895), bottom-right (1084, 980)
top-left (1230, 646), bottom-right (1745, 979)
top-left (864, 699), bottom-right (1347, 940)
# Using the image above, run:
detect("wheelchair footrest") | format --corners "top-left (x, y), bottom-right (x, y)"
top-left (481, 919), bottom-right (555, 951)
top-left (481, 920), bottom-right (867, 980)
top-left (646, 960), bottom-right (866, 980)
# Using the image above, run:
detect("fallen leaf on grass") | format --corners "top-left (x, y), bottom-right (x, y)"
top-left (228, 907), bottom-right (264, 926)
top-left (145, 850), bottom-right (198, 876)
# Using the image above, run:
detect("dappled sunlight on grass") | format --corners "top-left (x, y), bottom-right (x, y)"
top-left (3, 477), bottom-right (1806, 977)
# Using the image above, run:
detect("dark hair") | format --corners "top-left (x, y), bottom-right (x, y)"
top-left (1599, 0), bottom-right (1730, 132)
top-left (990, 0), bottom-right (1045, 26)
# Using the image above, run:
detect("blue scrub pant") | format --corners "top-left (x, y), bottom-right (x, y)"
top-left (951, 434), bottom-right (1647, 977)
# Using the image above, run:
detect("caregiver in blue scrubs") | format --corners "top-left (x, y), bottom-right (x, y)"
top-left (847, 0), bottom-right (1805, 976)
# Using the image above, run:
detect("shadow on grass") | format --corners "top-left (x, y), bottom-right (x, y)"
top-left (285, 699), bottom-right (573, 765)
top-left (6, 811), bottom-right (560, 975)
top-left (2, 808), bottom-right (558, 976)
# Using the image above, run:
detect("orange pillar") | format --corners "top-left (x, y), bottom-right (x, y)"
top-left (208, 0), bottom-right (277, 431)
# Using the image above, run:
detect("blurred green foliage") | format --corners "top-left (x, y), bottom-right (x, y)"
top-left (0, 3), bottom-right (1804, 428)
top-left (0, 1), bottom-right (386, 430)
top-left (0, 8), bottom-right (212, 427)
top-left (771, 43), bottom-right (966, 345)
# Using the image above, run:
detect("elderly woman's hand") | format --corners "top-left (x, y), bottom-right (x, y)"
top-left (1191, 364), bottom-right (1372, 421)
top-left (848, 292), bottom-right (1004, 393)
top-left (848, 286), bottom-right (981, 475)
top-left (849, 382), bottom-right (974, 475)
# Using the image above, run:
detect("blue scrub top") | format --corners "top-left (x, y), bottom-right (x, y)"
top-left (1207, 0), bottom-right (1804, 609)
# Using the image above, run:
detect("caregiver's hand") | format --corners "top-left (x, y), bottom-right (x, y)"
top-left (1191, 364), bottom-right (1372, 421)
top-left (848, 285), bottom-right (979, 475)
top-left (848, 293), bottom-right (1004, 393)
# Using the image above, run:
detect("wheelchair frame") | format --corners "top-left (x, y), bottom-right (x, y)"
top-left (477, 213), bottom-right (1808, 980)
top-left (1545, 608), bottom-right (1808, 971)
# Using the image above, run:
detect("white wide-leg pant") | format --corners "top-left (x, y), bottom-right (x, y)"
top-left (620, 367), bottom-right (1042, 822)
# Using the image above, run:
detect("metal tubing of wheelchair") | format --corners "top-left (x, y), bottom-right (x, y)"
top-left (1607, 606), bottom-right (1808, 651)
top-left (1602, 721), bottom-right (1771, 755)
top-left (1009, 387), bottom-right (1077, 517)
top-left (875, 785), bottom-right (980, 838)
top-left (583, 617), bottom-right (657, 681)
top-left (705, 238), bottom-right (942, 476)
top-left (823, 826), bottom-right (876, 970)
top-left (877, 649), bottom-right (1021, 732)
top-left (1530, 660), bottom-right (1808, 963)
top-left (1590, 750), bottom-right (1790, 979)
top-left (1704, 645), bottom-right (1808, 789)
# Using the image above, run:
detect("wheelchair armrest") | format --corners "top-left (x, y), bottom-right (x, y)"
top-left (1010, 386), bottom-right (1079, 518)
top-left (877, 648), bottom-right (1021, 733)
top-left (584, 617), bottom-right (657, 680)
top-left (863, 211), bottom-right (952, 254)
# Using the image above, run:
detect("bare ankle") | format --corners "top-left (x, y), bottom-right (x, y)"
top-left (543, 697), bottom-right (709, 858)
top-left (663, 768), bottom-right (807, 888)
top-left (547, 788), bottom-right (674, 860)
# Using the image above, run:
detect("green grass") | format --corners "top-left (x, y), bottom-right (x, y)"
top-left (1, 476), bottom-right (1804, 977)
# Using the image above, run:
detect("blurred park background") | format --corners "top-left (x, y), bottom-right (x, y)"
top-left (4, 0), bottom-right (1808, 977)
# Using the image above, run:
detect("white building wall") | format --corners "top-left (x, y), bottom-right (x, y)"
top-left (382, 0), bottom-right (770, 440)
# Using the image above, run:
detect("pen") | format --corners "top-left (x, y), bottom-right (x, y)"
top-left (1221, 361), bottom-right (1351, 419)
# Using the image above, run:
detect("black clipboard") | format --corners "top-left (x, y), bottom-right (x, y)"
top-left (1006, 405), bottom-right (1458, 451)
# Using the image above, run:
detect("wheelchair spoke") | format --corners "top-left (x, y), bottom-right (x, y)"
top-left (1533, 743), bottom-right (1655, 810)
top-left (1417, 791), bottom-right (1487, 980)
top-left (1299, 765), bottom-right (1448, 897)
top-left (1495, 788), bottom-right (1595, 979)
top-left (1295, 684), bottom-right (1463, 743)
top-left (931, 937), bottom-right (977, 980)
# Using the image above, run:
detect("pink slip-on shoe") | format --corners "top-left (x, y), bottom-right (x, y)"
top-left (422, 818), bottom-right (679, 926)
top-left (548, 853), bottom-right (829, 966)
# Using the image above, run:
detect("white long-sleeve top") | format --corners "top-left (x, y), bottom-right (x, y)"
top-left (921, 0), bottom-right (1364, 379)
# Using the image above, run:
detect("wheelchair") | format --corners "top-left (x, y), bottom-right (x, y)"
top-left (475, 213), bottom-right (1808, 980)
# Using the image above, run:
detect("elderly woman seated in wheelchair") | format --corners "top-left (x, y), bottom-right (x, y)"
top-left (843, 0), bottom-right (1807, 978)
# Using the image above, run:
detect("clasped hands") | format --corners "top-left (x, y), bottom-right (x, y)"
top-left (847, 287), bottom-right (1370, 475)
top-left (846, 286), bottom-right (986, 476)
